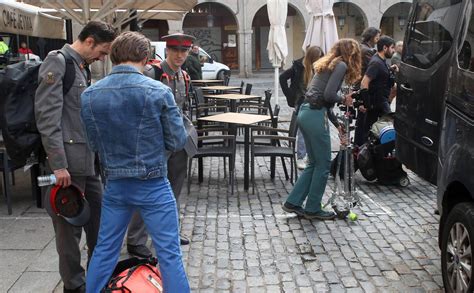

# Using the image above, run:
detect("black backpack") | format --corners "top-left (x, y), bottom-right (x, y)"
top-left (0, 50), bottom-right (77, 166)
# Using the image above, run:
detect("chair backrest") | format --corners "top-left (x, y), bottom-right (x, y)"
top-left (245, 83), bottom-right (253, 95)
top-left (263, 90), bottom-right (272, 108)
top-left (224, 75), bottom-right (230, 86)
top-left (194, 87), bottom-right (205, 105)
top-left (270, 104), bottom-right (280, 128)
top-left (288, 110), bottom-right (298, 138)
top-left (239, 81), bottom-right (245, 94)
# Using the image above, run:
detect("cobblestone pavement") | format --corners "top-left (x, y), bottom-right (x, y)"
top-left (0, 73), bottom-right (442, 292)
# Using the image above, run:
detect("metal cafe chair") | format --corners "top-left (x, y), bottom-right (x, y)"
top-left (187, 128), bottom-right (236, 194)
top-left (250, 110), bottom-right (298, 193)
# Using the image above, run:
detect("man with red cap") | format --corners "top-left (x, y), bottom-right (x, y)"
top-left (126, 33), bottom-right (195, 258)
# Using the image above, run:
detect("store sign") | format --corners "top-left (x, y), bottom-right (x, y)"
top-left (0, 2), bottom-right (64, 39)
top-left (1, 7), bottom-right (33, 33)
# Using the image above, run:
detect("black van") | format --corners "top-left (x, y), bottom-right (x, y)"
top-left (396, 0), bottom-right (474, 291)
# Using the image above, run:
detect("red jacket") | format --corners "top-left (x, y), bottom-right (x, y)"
top-left (18, 47), bottom-right (33, 54)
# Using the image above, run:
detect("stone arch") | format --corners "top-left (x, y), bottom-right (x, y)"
top-left (333, 2), bottom-right (368, 40)
top-left (250, 3), bottom-right (307, 70)
top-left (183, 2), bottom-right (239, 68)
top-left (380, 2), bottom-right (412, 41)
top-left (287, 2), bottom-right (308, 66)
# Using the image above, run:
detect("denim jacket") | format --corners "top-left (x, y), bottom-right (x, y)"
top-left (81, 65), bottom-right (186, 179)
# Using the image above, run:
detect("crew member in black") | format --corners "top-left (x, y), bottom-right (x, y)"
top-left (354, 35), bottom-right (397, 146)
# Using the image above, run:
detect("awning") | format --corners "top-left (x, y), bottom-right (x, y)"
top-left (19, 0), bottom-right (197, 26)
top-left (0, 0), bottom-right (65, 39)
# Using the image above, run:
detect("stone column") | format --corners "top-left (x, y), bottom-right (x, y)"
top-left (238, 29), bottom-right (253, 78)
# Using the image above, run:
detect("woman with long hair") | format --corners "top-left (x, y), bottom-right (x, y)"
top-left (283, 39), bottom-right (361, 220)
top-left (280, 46), bottom-right (324, 170)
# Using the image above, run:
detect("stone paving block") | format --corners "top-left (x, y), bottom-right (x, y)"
top-left (27, 238), bottom-right (58, 272)
top-left (0, 218), bottom-right (53, 250)
top-left (9, 271), bottom-right (60, 293)
top-left (0, 250), bottom-right (40, 290)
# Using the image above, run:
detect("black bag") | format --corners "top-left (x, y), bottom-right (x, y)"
top-left (357, 143), bottom-right (377, 181)
top-left (0, 51), bottom-right (76, 166)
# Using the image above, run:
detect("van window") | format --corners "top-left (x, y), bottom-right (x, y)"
top-left (403, 0), bottom-right (463, 69)
top-left (458, 2), bottom-right (474, 71)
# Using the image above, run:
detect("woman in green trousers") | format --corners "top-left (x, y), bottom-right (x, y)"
top-left (283, 39), bottom-right (362, 220)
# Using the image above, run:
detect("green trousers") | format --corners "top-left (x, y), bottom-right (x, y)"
top-left (286, 103), bottom-right (331, 213)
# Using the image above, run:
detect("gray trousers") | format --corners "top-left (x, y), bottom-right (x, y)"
top-left (44, 175), bottom-right (102, 290)
top-left (127, 150), bottom-right (187, 246)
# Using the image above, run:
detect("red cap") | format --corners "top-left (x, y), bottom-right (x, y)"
top-left (49, 184), bottom-right (90, 227)
top-left (161, 33), bottom-right (195, 49)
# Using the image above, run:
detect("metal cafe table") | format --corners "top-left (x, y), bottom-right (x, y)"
top-left (203, 93), bottom-right (261, 112)
top-left (190, 80), bottom-right (225, 86)
top-left (200, 85), bottom-right (242, 92)
top-left (198, 112), bottom-right (270, 191)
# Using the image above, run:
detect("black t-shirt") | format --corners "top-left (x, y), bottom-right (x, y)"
top-left (365, 54), bottom-right (393, 105)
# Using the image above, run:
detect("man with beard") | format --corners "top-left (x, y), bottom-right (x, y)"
top-left (356, 35), bottom-right (397, 144)
top-left (35, 21), bottom-right (117, 292)
top-left (360, 27), bottom-right (381, 78)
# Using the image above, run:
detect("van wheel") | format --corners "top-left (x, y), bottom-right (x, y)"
top-left (441, 203), bottom-right (474, 292)
top-left (217, 70), bottom-right (225, 81)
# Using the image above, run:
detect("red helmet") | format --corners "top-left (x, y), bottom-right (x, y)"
top-left (49, 184), bottom-right (90, 226)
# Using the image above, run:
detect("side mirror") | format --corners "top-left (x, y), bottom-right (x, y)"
top-left (208, 57), bottom-right (214, 64)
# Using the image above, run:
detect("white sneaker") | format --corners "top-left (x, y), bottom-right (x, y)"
top-left (296, 159), bottom-right (306, 170)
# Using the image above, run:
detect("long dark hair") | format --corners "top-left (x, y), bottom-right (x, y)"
top-left (303, 46), bottom-right (324, 87)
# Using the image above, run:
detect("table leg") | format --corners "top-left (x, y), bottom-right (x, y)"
top-left (244, 125), bottom-right (249, 191)
top-left (197, 120), bottom-right (203, 183)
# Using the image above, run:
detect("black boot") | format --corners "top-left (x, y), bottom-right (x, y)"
top-left (127, 244), bottom-right (152, 258)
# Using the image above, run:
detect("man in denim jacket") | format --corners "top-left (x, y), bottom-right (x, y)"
top-left (81, 31), bottom-right (190, 293)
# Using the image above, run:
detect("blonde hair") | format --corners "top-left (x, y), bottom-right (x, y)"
top-left (303, 46), bottom-right (324, 86)
top-left (314, 39), bottom-right (362, 85)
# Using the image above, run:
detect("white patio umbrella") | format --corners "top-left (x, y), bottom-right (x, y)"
top-left (302, 0), bottom-right (338, 54)
top-left (266, 0), bottom-right (288, 105)
top-left (20, 0), bottom-right (197, 27)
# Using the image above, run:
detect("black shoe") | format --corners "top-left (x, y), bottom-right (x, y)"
top-left (282, 202), bottom-right (304, 216)
top-left (180, 235), bottom-right (190, 245)
top-left (304, 210), bottom-right (336, 220)
top-left (64, 284), bottom-right (85, 293)
top-left (127, 244), bottom-right (152, 258)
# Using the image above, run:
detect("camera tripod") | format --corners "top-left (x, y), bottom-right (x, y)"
top-left (323, 105), bottom-right (361, 221)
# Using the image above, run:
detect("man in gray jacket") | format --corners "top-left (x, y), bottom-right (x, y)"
top-left (35, 21), bottom-right (116, 293)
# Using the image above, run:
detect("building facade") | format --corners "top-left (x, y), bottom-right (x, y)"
top-left (141, 0), bottom-right (412, 77)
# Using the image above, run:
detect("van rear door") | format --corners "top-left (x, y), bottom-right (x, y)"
top-left (395, 0), bottom-right (465, 184)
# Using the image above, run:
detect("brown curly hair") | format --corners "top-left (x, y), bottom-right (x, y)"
top-left (303, 46), bottom-right (324, 86)
top-left (314, 39), bottom-right (361, 85)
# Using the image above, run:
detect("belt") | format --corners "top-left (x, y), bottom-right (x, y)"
top-left (307, 98), bottom-right (327, 110)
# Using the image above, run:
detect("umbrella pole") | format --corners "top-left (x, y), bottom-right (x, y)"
top-left (274, 66), bottom-right (279, 105)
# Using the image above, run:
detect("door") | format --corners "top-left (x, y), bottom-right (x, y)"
top-left (395, 0), bottom-right (466, 184)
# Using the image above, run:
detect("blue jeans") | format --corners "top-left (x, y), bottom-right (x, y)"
top-left (286, 104), bottom-right (331, 212)
top-left (86, 177), bottom-right (190, 293)
top-left (297, 129), bottom-right (306, 160)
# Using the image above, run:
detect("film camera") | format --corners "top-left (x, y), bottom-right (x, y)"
top-left (337, 88), bottom-right (369, 112)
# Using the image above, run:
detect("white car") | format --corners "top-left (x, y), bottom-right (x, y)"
top-left (150, 42), bottom-right (230, 80)
top-left (197, 48), bottom-right (230, 80)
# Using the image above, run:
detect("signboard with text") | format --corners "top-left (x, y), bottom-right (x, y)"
top-left (0, 1), bottom-right (64, 39)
